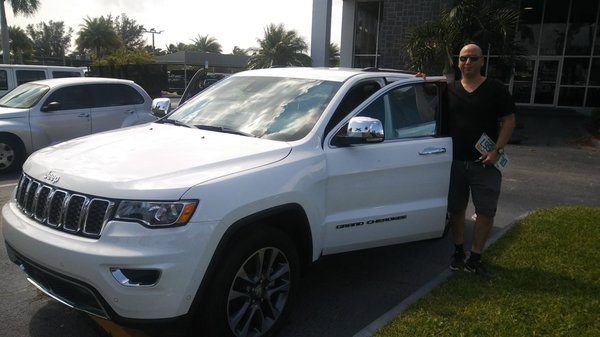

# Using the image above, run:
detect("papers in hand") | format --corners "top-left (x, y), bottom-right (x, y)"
top-left (475, 133), bottom-right (509, 171)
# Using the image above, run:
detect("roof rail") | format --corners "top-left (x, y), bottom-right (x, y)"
top-left (361, 67), bottom-right (417, 75)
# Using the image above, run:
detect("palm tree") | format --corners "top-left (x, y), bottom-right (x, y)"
top-left (8, 25), bottom-right (32, 63)
top-left (0, 0), bottom-right (39, 63)
top-left (404, 0), bottom-right (522, 78)
top-left (76, 15), bottom-right (122, 61)
top-left (329, 43), bottom-right (340, 67)
top-left (247, 23), bottom-right (311, 69)
top-left (190, 34), bottom-right (222, 53)
top-left (232, 46), bottom-right (248, 56)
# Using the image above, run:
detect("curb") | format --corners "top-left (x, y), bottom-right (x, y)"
top-left (352, 212), bottom-right (530, 337)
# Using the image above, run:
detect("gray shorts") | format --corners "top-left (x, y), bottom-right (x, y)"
top-left (447, 160), bottom-right (502, 217)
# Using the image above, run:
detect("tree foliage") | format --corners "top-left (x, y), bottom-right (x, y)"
top-left (114, 14), bottom-right (145, 51)
top-left (404, 0), bottom-right (522, 75)
top-left (232, 46), bottom-right (248, 56)
top-left (1, 0), bottom-right (40, 63)
top-left (190, 34), bottom-right (222, 53)
top-left (8, 25), bottom-right (33, 63)
top-left (247, 23), bottom-right (311, 69)
top-left (76, 15), bottom-right (122, 60)
top-left (95, 48), bottom-right (155, 66)
top-left (26, 20), bottom-right (73, 59)
top-left (329, 43), bottom-right (340, 67)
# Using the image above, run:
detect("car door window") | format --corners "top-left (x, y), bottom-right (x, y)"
top-left (44, 85), bottom-right (91, 110)
top-left (16, 70), bottom-right (46, 85)
top-left (91, 84), bottom-right (144, 107)
top-left (385, 83), bottom-right (439, 140)
top-left (0, 70), bottom-right (8, 90)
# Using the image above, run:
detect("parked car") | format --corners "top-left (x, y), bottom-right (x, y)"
top-left (0, 77), bottom-right (157, 173)
top-left (3, 67), bottom-right (450, 337)
top-left (0, 64), bottom-right (85, 97)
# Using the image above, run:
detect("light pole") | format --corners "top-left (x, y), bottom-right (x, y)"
top-left (142, 28), bottom-right (163, 52)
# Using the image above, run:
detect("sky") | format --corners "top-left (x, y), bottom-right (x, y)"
top-left (6, 0), bottom-right (343, 54)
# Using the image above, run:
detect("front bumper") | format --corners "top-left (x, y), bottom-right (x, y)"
top-left (2, 201), bottom-right (218, 321)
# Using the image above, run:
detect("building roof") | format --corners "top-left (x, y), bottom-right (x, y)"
top-left (154, 51), bottom-right (250, 69)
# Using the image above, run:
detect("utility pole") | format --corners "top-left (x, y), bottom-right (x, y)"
top-left (142, 28), bottom-right (163, 53)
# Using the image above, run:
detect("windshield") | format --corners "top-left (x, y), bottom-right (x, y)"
top-left (167, 76), bottom-right (341, 141)
top-left (0, 83), bottom-right (50, 108)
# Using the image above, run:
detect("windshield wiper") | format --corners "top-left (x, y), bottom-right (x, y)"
top-left (195, 125), bottom-right (256, 137)
top-left (158, 119), bottom-right (198, 129)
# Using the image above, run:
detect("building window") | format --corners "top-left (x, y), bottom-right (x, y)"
top-left (565, 0), bottom-right (599, 56)
top-left (354, 1), bottom-right (383, 68)
top-left (515, 0), bottom-right (600, 108)
top-left (539, 1), bottom-right (569, 56)
top-left (518, 0), bottom-right (544, 55)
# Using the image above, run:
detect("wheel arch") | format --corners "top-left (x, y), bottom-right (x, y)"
top-left (187, 203), bottom-right (313, 317)
top-left (0, 132), bottom-right (27, 172)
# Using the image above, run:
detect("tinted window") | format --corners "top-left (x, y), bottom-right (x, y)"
top-left (16, 70), bottom-right (46, 85)
top-left (385, 84), bottom-right (438, 140)
top-left (0, 70), bottom-right (7, 90)
top-left (90, 84), bottom-right (144, 107)
top-left (52, 71), bottom-right (82, 78)
top-left (44, 85), bottom-right (91, 110)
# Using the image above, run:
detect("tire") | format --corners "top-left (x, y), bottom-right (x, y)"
top-left (201, 227), bottom-right (299, 337)
top-left (0, 136), bottom-right (24, 174)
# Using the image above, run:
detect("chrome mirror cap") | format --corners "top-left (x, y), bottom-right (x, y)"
top-left (347, 116), bottom-right (384, 142)
top-left (151, 98), bottom-right (171, 117)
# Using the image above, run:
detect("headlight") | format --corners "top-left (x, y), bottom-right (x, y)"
top-left (114, 200), bottom-right (197, 227)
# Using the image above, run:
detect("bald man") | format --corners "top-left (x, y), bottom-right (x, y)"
top-left (447, 43), bottom-right (516, 279)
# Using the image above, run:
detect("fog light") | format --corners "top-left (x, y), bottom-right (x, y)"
top-left (110, 268), bottom-right (161, 287)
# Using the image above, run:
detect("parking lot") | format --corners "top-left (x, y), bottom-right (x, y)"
top-left (1, 111), bottom-right (599, 337)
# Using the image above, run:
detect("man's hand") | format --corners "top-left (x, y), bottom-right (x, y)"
top-left (480, 150), bottom-right (499, 165)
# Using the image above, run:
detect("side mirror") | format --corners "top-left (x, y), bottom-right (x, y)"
top-left (152, 98), bottom-right (171, 117)
top-left (334, 116), bottom-right (385, 146)
top-left (41, 101), bottom-right (61, 112)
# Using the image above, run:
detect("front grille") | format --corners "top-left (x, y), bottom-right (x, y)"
top-left (15, 174), bottom-right (115, 238)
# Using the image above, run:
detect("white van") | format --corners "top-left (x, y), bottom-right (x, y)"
top-left (0, 64), bottom-right (86, 97)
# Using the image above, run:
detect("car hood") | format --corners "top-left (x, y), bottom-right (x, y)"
top-left (23, 123), bottom-right (292, 199)
top-left (0, 107), bottom-right (28, 118)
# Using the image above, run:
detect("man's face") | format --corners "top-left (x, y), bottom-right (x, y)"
top-left (458, 45), bottom-right (484, 77)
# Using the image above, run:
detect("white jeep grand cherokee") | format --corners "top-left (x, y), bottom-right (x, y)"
top-left (3, 67), bottom-right (451, 337)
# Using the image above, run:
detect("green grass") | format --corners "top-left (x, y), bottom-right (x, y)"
top-left (374, 207), bottom-right (600, 337)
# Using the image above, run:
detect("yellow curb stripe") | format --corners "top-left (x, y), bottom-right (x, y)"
top-left (90, 316), bottom-right (149, 337)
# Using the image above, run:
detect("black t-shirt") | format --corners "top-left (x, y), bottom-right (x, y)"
top-left (447, 78), bottom-right (515, 161)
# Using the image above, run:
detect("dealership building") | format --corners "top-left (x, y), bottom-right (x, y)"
top-left (312, 0), bottom-right (600, 110)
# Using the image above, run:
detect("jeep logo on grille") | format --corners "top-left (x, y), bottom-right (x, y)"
top-left (43, 172), bottom-right (60, 184)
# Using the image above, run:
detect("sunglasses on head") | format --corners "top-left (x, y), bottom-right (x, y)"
top-left (459, 55), bottom-right (482, 62)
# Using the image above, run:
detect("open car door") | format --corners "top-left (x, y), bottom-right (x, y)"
top-left (322, 77), bottom-right (452, 254)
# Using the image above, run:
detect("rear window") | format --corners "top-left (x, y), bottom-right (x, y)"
top-left (52, 71), bottom-right (82, 78)
top-left (16, 70), bottom-right (46, 85)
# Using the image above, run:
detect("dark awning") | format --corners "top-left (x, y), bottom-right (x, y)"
top-left (154, 51), bottom-right (249, 69)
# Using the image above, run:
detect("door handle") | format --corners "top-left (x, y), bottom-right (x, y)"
top-left (124, 110), bottom-right (134, 114)
top-left (78, 113), bottom-right (90, 117)
top-left (419, 147), bottom-right (446, 155)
